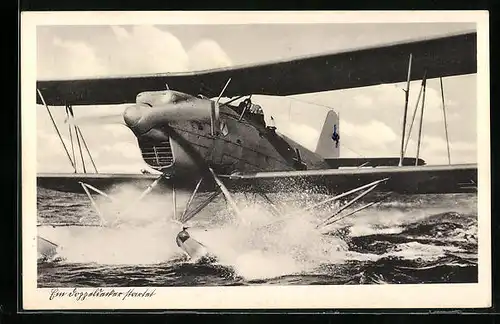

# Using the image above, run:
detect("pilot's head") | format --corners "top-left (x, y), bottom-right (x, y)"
top-left (243, 98), bottom-right (251, 107)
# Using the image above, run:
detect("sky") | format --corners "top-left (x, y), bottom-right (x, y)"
top-left (36, 23), bottom-right (478, 174)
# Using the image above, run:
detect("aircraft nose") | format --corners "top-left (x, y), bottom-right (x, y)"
top-left (123, 104), bottom-right (145, 128)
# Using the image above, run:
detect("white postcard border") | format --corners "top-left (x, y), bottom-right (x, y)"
top-left (21, 10), bottom-right (491, 310)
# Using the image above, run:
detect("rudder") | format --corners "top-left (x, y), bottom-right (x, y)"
top-left (314, 110), bottom-right (340, 159)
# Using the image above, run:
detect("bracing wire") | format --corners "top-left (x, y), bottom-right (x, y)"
top-left (440, 77), bottom-right (452, 164)
top-left (415, 77), bottom-right (427, 165)
top-left (37, 89), bottom-right (76, 172)
top-left (403, 73), bottom-right (427, 157)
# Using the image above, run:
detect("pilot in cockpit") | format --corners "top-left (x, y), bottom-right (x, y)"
top-left (249, 102), bottom-right (263, 115)
top-left (238, 98), bottom-right (266, 127)
top-left (238, 98), bottom-right (252, 112)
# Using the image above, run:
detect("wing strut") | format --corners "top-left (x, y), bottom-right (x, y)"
top-left (65, 105), bottom-right (99, 173)
top-left (398, 54), bottom-right (412, 167)
top-left (440, 77), bottom-right (452, 164)
top-left (415, 74), bottom-right (428, 164)
top-left (403, 71), bottom-right (427, 157)
top-left (37, 88), bottom-right (99, 174)
top-left (73, 111), bottom-right (87, 173)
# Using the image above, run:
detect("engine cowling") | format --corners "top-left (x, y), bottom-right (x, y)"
top-left (123, 97), bottom-right (220, 136)
top-left (122, 103), bottom-right (154, 135)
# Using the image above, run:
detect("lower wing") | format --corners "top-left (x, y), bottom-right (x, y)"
top-left (224, 163), bottom-right (478, 194)
top-left (36, 164), bottom-right (478, 195)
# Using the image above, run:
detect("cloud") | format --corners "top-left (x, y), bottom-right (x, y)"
top-left (333, 119), bottom-right (400, 160)
top-left (37, 26), bottom-right (234, 173)
top-left (374, 80), bottom-right (460, 124)
top-left (286, 73), bottom-right (476, 164)
top-left (405, 135), bottom-right (476, 164)
top-left (38, 25), bottom-right (233, 79)
top-left (106, 25), bottom-right (190, 74)
top-left (309, 79), bottom-right (460, 126)
top-left (37, 125), bottom-right (149, 173)
top-left (37, 106), bottom-right (147, 174)
top-left (187, 39), bottom-right (232, 70)
top-left (37, 25), bottom-right (476, 172)
top-left (39, 37), bottom-right (107, 78)
top-left (352, 94), bottom-right (374, 108)
top-left (276, 122), bottom-right (320, 151)
top-left (342, 120), bottom-right (398, 145)
top-left (101, 142), bottom-right (142, 160)
top-left (110, 25), bottom-right (129, 40)
top-left (336, 117), bottom-right (476, 164)
top-left (37, 129), bottom-right (71, 164)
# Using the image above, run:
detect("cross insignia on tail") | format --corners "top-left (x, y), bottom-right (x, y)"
top-left (332, 124), bottom-right (340, 148)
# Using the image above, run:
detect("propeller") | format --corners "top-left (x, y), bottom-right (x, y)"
top-left (63, 110), bottom-right (127, 127)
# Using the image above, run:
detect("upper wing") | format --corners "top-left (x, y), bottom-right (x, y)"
top-left (37, 31), bottom-right (477, 106)
top-left (37, 164), bottom-right (477, 195)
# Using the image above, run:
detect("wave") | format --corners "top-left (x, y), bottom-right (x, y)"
top-left (37, 188), bottom-right (478, 285)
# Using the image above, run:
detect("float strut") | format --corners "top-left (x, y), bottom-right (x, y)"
top-left (209, 168), bottom-right (244, 223)
top-left (317, 179), bottom-right (385, 229)
top-left (79, 182), bottom-right (115, 202)
top-left (133, 174), bottom-right (166, 202)
top-left (79, 182), bottom-right (107, 226)
top-left (303, 178), bottom-right (389, 214)
top-left (257, 191), bottom-right (282, 216)
top-left (256, 178), bottom-right (389, 231)
top-left (112, 174), bottom-right (166, 225)
top-left (321, 193), bottom-right (391, 231)
top-left (182, 191), bottom-right (221, 223)
top-left (181, 178), bottom-right (204, 220)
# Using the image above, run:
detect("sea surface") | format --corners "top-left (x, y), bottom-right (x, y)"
top-left (36, 185), bottom-right (478, 287)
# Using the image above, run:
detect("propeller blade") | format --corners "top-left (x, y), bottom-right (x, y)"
top-left (65, 112), bottom-right (126, 127)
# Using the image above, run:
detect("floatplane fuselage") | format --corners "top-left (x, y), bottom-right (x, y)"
top-left (124, 90), bottom-right (332, 180)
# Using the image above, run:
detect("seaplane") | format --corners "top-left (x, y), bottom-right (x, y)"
top-left (35, 30), bottom-right (478, 262)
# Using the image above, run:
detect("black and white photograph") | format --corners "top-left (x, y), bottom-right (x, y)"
top-left (21, 11), bottom-right (490, 309)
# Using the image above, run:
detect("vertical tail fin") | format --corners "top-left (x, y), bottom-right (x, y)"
top-left (315, 110), bottom-right (340, 158)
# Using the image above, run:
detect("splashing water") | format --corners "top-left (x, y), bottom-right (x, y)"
top-left (37, 187), bottom-right (478, 286)
top-left (38, 222), bottom-right (185, 265)
top-left (189, 203), bottom-right (350, 280)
